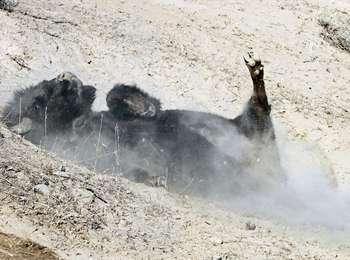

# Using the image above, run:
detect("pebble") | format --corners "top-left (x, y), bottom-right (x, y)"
top-left (245, 221), bottom-right (256, 231)
top-left (53, 171), bottom-right (71, 178)
top-left (210, 237), bottom-right (223, 246)
top-left (33, 184), bottom-right (50, 195)
top-left (77, 188), bottom-right (94, 204)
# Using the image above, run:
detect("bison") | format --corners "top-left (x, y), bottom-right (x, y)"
top-left (104, 53), bottom-right (283, 188)
top-left (1, 53), bottom-right (284, 198)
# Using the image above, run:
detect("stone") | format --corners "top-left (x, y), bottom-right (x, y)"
top-left (33, 184), bottom-right (50, 195)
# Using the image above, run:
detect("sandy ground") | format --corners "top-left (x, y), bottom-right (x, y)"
top-left (0, 231), bottom-right (57, 259)
top-left (0, 0), bottom-right (350, 258)
top-left (1, 125), bottom-right (349, 259)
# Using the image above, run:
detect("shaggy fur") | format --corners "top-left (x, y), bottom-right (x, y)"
top-left (106, 84), bottom-right (161, 120)
top-left (72, 109), bottom-right (243, 195)
top-left (106, 54), bottom-right (276, 142)
top-left (103, 54), bottom-right (283, 189)
top-left (1, 54), bottom-right (283, 197)
top-left (1, 72), bottom-right (96, 143)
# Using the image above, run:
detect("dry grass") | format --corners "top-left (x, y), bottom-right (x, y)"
top-left (0, 123), bottom-right (348, 259)
top-left (0, 232), bottom-right (57, 260)
top-left (319, 9), bottom-right (350, 52)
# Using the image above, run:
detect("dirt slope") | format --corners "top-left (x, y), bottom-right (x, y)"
top-left (0, 0), bottom-right (350, 258)
top-left (0, 125), bottom-right (349, 259)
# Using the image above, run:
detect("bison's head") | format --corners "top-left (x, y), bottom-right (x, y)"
top-left (1, 72), bottom-right (96, 139)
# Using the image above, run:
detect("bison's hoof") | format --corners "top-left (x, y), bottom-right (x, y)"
top-left (243, 52), bottom-right (264, 79)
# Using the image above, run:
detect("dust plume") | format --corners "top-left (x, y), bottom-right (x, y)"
top-left (217, 124), bottom-right (350, 231)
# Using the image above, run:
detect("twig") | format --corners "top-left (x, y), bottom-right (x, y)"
top-left (86, 187), bottom-right (108, 204)
top-left (42, 30), bottom-right (60, 38)
top-left (93, 114), bottom-right (104, 172)
top-left (0, 175), bottom-right (13, 186)
top-left (0, 194), bottom-right (11, 203)
top-left (31, 27), bottom-right (78, 43)
top-left (18, 96), bottom-right (22, 132)
top-left (7, 54), bottom-right (31, 70)
top-left (303, 56), bottom-right (318, 63)
top-left (114, 122), bottom-right (121, 172)
top-left (0, 110), bottom-right (11, 124)
top-left (44, 106), bottom-right (48, 138)
top-left (16, 10), bottom-right (78, 26)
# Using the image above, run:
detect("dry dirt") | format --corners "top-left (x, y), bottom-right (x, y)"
top-left (0, 0), bottom-right (350, 259)
top-left (0, 124), bottom-right (349, 259)
top-left (0, 231), bottom-right (57, 260)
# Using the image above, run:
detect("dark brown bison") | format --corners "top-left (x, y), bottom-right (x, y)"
top-left (104, 53), bottom-right (283, 189)
top-left (1, 53), bottom-right (284, 198)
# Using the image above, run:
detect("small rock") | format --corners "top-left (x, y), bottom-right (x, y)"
top-left (33, 184), bottom-right (50, 195)
top-left (245, 221), bottom-right (256, 231)
top-left (210, 237), bottom-right (223, 246)
top-left (53, 171), bottom-right (71, 178)
top-left (212, 255), bottom-right (228, 260)
top-left (18, 196), bottom-right (28, 203)
top-left (118, 219), bottom-right (129, 228)
top-left (60, 165), bottom-right (66, 172)
top-left (76, 188), bottom-right (94, 204)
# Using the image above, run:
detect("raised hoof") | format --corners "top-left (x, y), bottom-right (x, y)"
top-left (243, 52), bottom-right (264, 81)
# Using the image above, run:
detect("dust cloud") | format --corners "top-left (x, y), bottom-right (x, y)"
top-left (219, 125), bottom-right (350, 232)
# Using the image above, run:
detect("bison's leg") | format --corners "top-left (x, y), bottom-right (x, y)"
top-left (233, 53), bottom-right (274, 140)
top-left (235, 53), bottom-right (286, 184)
top-left (243, 52), bottom-right (271, 115)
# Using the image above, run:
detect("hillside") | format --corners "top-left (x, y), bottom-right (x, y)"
top-left (0, 0), bottom-right (350, 258)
